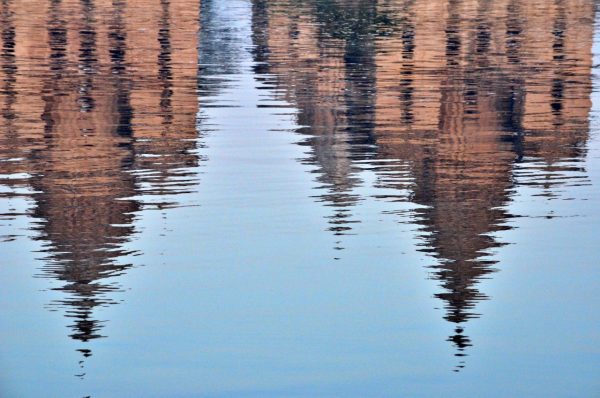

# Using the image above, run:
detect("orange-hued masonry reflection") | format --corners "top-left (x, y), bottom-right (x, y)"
top-left (0, 0), bottom-right (596, 381)
top-left (252, 1), bottom-right (379, 239)
top-left (0, 0), bottom-right (200, 373)
top-left (250, 0), bottom-right (594, 367)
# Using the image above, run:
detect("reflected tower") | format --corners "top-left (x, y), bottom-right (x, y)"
top-left (250, 0), bottom-right (595, 370)
top-left (374, 0), bottom-right (594, 368)
top-left (251, 0), bottom-right (384, 249)
top-left (31, 0), bottom-right (138, 373)
top-left (0, 0), bottom-right (200, 378)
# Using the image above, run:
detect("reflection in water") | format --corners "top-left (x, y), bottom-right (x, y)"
top-left (251, 1), bottom-right (384, 247)
top-left (0, 0), bottom-right (597, 390)
top-left (251, 0), bottom-right (594, 369)
top-left (34, 0), bottom-right (138, 374)
top-left (0, 0), bottom-right (200, 377)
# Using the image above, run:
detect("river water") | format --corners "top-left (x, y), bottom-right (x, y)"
top-left (1, 0), bottom-right (599, 397)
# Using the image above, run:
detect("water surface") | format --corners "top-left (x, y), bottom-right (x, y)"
top-left (1, 0), bottom-right (599, 396)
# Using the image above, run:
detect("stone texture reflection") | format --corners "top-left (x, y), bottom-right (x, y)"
top-left (251, 0), bottom-right (594, 368)
top-left (0, 0), bottom-right (596, 383)
top-left (251, 0), bottom-right (384, 247)
top-left (0, 0), bottom-right (200, 376)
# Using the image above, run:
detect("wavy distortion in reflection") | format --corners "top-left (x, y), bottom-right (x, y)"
top-left (0, 0), bottom-right (596, 385)
top-left (250, 0), bottom-right (594, 369)
top-left (0, 0), bottom-right (200, 377)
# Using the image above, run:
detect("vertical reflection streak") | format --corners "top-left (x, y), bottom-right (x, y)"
top-left (1, 0), bottom-right (16, 125)
top-left (109, 0), bottom-right (133, 138)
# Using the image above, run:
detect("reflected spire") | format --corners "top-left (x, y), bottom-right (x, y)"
top-left (373, 0), bottom-right (594, 369)
top-left (32, 0), bottom-right (138, 375)
top-left (251, 0), bottom-right (595, 371)
top-left (251, 0), bottom-right (387, 251)
top-left (0, 0), bottom-right (201, 381)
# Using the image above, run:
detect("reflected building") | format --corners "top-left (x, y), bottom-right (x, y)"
top-left (251, 0), bottom-right (384, 243)
top-left (374, 0), bottom-right (594, 366)
top-left (251, 0), bottom-right (595, 368)
top-left (0, 0), bottom-right (200, 376)
top-left (32, 0), bottom-right (139, 354)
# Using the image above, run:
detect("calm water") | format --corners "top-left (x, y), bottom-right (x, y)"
top-left (1, 0), bottom-right (599, 396)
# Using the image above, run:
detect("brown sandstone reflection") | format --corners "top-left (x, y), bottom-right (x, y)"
top-left (0, 0), bottom-right (199, 375)
top-left (252, 0), bottom-right (594, 367)
top-left (251, 1), bottom-right (381, 244)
